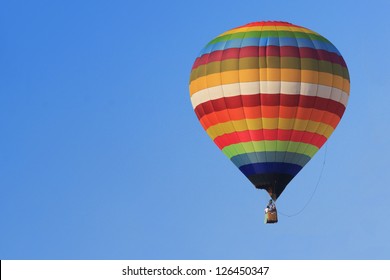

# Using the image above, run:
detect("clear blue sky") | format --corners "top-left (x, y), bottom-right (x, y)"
top-left (1, 0), bottom-right (390, 259)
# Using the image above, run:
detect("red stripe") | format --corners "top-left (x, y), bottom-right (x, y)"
top-left (194, 94), bottom-right (346, 120)
top-left (213, 129), bottom-right (327, 150)
top-left (192, 46), bottom-right (347, 70)
top-left (237, 21), bottom-right (300, 28)
top-left (198, 106), bottom-right (341, 130)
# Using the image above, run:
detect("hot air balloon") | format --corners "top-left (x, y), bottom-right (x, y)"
top-left (189, 21), bottom-right (349, 222)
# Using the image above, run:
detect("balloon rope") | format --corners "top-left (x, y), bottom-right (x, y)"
top-left (278, 143), bottom-right (327, 217)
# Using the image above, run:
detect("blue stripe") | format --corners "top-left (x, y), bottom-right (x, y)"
top-left (239, 162), bottom-right (303, 177)
top-left (231, 152), bottom-right (311, 169)
top-left (199, 37), bottom-right (341, 57)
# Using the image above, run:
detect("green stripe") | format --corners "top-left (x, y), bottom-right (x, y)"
top-left (208, 31), bottom-right (330, 46)
top-left (222, 140), bottom-right (319, 159)
top-left (190, 57), bottom-right (349, 82)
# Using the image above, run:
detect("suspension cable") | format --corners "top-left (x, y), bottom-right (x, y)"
top-left (278, 143), bottom-right (328, 217)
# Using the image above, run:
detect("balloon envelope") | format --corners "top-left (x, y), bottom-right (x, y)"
top-left (189, 21), bottom-right (350, 200)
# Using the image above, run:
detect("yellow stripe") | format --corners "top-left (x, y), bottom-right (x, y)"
top-left (189, 69), bottom-right (350, 96)
top-left (190, 57), bottom-right (349, 82)
top-left (206, 118), bottom-right (334, 140)
top-left (219, 25), bottom-right (318, 37)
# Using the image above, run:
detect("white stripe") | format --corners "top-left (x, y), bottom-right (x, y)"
top-left (190, 81), bottom-right (349, 109)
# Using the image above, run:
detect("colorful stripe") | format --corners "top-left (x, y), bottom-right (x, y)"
top-left (195, 94), bottom-right (346, 120)
top-left (190, 56), bottom-right (348, 82)
top-left (206, 118), bottom-right (334, 141)
top-left (200, 36), bottom-right (341, 57)
top-left (198, 106), bottom-right (342, 130)
top-left (190, 68), bottom-right (349, 94)
top-left (191, 81), bottom-right (349, 109)
top-left (231, 152), bottom-right (311, 168)
top-left (240, 162), bottom-right (302, 177)
top-left (192, 46), bottom-right (347, 70)
top-left (221, 140), bottom-right (319, 159)
top-left (214, 129), bottom-right (328, 150)
top-left (189, 21), bottom-right (350, 200)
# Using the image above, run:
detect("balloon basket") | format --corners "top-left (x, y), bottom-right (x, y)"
top-left (265, 210), bottom-right (278, 224)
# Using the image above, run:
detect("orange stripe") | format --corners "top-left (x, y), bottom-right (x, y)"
top-left (189, 69), bottom-right (350, 96)
top-left (198, 106), bottom-right (341, 131)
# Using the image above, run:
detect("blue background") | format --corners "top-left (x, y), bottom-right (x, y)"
top-left (1, 0), bottom-right (390, 259)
